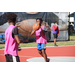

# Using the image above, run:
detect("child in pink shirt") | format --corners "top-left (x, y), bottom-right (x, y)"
top-left (31, 18), bottom-right (50, 62)
top-left (36, 25), bottom-right (47, 44)
top-left (5, 13), bottom-right (26, 62)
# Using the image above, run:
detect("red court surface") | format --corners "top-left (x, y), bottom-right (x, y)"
top-left (0, 46), bottom-right (75, 62)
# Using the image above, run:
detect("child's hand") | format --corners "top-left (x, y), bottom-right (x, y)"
top-left (57, 34), bottom-right (59, 36)
top-left (16, 23), bottom-right (20, 27)
top-left (41, 25), bottom-right (43, 29)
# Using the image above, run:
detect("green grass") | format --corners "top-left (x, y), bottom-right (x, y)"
top-left (70, 36), bottom-right (75, 41)
top-left (0, 46), bottom-right (5, 49)
top-left (0, 44), bottom-right (5, 49)
top-left (0, 36), bottom-right (75, 49)
top-left (19, 42), bottom-right (37, 47)
top-left (0, 30), bottom-right (75, 49)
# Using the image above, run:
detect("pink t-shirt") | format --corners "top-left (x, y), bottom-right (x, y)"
top-left (36, 25), bottom-right (47, 43)
top-left (5, 25), bottom-right (18, 56)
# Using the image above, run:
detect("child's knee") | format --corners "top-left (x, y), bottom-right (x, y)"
top-left (38, 50), bottom-right (42, 54)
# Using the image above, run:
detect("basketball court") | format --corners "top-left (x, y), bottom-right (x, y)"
top-left (0, 45), bottom-right (75, 62)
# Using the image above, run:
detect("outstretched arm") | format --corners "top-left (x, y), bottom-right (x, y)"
top-left (15, 36), bottom-right (27, 44)
top-left (31, 30), bottom-right (35, 35)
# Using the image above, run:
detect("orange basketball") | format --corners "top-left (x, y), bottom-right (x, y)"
top-left (33, 24), bottom-right (40, 31)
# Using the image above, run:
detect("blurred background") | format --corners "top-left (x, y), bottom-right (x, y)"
top-left (0, 12), bottom-right (70, 43)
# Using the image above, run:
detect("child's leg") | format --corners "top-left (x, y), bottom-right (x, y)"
top-left (54, 34), bottom-right (58, 46)
top-left (54, 38), bottom-right (57, 44)
top-left (37, 43), bottom-right (49, 62)
top-left (37, 43), bottom-right (44, 57)
top-left (5, 54), bottom-right (20, 62)
top-left (41, 43), bottom-right (47, 62)
top-left (5, 54), bottom-right (13, 62)
top-left (5, 54), bottom-right (9, 62)
top-left (42, 49), bottom-right (48, 62)
top-left (41, 43), bottom-right (49, 62)
top-left (38, 50), bottom-right (49, 62)
top-left (38, 50), bottom-right (44, 57)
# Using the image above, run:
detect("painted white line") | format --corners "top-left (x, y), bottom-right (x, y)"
top-left (18, 45), bottom-right (75, 49)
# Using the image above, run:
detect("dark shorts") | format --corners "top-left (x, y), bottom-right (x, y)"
top-left (5, 54), bottom-right (20, 62)
top-left (53, 34), bottom-right (58, 39)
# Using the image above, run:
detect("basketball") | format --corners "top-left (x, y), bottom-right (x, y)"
top-left (33, 24), bottom-right (40, 31)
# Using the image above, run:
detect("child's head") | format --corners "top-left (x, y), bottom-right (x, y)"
top-left (7, 13), bottom-right (17, 25)
top-left (36, 18), bottom-right (43, 25)
top-left (54, 21), bottom-right (57, 25)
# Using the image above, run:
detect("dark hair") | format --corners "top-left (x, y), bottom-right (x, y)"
top-left (54, 21), bottom-right (57, 24)
top-left (7, 13), bottom-right (17, 23)
top-left (36, 18), bottom-right (43, 22)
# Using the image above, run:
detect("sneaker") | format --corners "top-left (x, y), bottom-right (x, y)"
top-left (54, 45), bottom-right (58, 46)
top-left (54, 44), bottom-right (58, 46)
top-left (47, 58), bottom-right (50, 62)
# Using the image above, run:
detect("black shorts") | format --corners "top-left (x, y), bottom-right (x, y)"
top-left (5, 54), bottom-right (20, 62)
top-left (53, 34), bottom-right (58, 39)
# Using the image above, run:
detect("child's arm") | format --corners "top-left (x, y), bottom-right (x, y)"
top-left (31, 30), bottom-right (35, 35)
top-left (52, 25), bottom-right (58, 31)
top-left (57, 28), bottom-right (59, 36)
top-left (41, 25), bottom-right (47, 35)
top-left (15, 36), bottom-right (20, 44)
top-left (15, 36), bottom-right (26, 44)
top-left (12, 27), bottom-right (26, 44)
